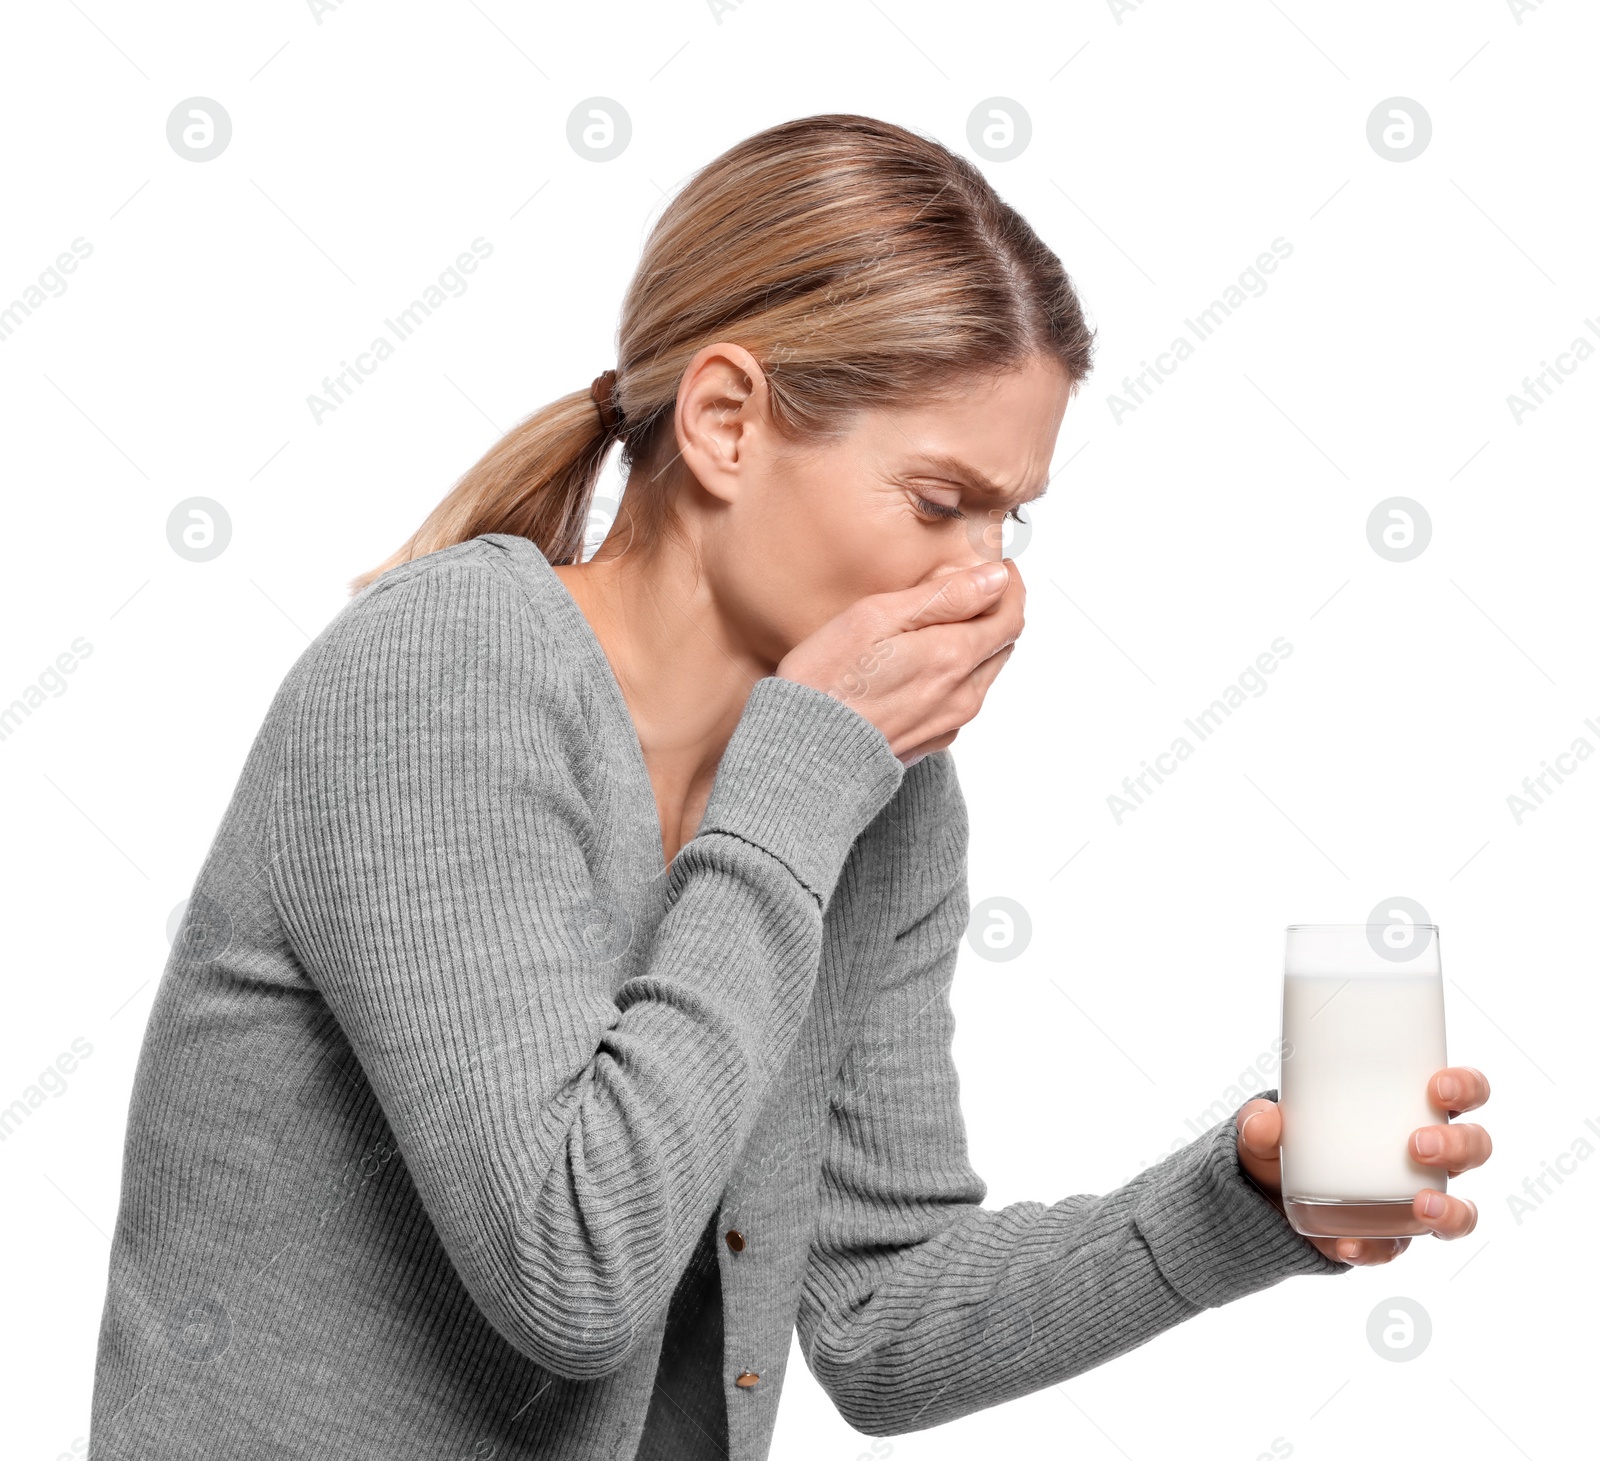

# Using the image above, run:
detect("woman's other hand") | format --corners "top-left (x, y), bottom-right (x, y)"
top-left (1234, 1067), bottom-right (1492, 1266)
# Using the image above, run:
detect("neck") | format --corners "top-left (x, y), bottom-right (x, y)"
top-left (551, 533), bottom-right (768, 861)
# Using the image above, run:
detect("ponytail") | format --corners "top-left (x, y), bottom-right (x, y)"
top-left (345, 385), bottom-right (622, 597)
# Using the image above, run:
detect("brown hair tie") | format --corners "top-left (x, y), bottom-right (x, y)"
top-left (589, 369), bottom-right (623, 436)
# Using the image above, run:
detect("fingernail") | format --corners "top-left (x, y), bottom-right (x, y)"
top-left (1241, 1109), bottom-right (1270, 1143)
top-left (1422, 1190), bottom-right (1445, 1218)
top-left (1437, 1075), bottom-right (1460, 1102)
top-left (972, 562), bottom-right (1008, 591)
top-left (1414, 1130), bottom-right (1443, 1158)
top-left (1337, 1240), bottom-right (1360, 1261)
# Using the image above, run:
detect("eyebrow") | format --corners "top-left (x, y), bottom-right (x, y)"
top-left (906, 451), bottom-right (1050, 504)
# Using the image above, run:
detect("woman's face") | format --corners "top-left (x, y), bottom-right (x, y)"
top-left (669, 344), bottom-right (1075, 667)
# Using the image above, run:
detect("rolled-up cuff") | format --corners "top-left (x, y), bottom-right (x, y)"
top-left (696, 675), bottom-right (906, 905)
top-left (1131, 1088), bottom-right (1350, 1309)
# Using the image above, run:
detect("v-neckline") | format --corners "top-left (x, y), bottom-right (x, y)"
top-left (488, 533), bottom-right (674, 879)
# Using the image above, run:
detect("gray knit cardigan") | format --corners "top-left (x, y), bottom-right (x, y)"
top-left (88, 531), bottom-right (1347, 1460)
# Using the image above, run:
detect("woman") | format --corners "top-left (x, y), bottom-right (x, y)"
top-left (90, 114), bottom-right (1490, 1460)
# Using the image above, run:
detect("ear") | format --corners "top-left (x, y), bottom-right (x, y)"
top-left (673, 342), bottom-right (772, 507)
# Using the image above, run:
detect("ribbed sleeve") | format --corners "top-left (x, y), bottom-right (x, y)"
top-left (697, 675), bottom-right (907, 907)
top-left (264, 555), bottom-right (905, 1381)
top-left (1131, 1084), bottom-right (1349, 1307)
top-left (797, 759), bottom-right (1349, 1437)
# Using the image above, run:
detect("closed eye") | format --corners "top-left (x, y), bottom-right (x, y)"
top-left (912, 493), bottom-right (1029, 524)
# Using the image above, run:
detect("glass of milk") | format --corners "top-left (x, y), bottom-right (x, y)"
top-left (1278, 922), bottom-right (1447, 1238)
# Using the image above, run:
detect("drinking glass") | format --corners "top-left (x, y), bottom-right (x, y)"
top-left (1278, 922), bottom-right (1447, 1239)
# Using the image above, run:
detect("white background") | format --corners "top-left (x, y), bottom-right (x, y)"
top-left (2, 2), bottom-right (1592, 1459)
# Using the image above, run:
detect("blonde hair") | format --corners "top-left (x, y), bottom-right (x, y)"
top-left (348, 112), bottom-right (1097, 596)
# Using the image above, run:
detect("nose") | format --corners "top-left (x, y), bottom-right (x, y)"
top-left (964, 510), bottom-right (1010, 564)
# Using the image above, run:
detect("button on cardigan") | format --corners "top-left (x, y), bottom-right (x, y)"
top-left (88, 531), bottom-right (1349, 1461)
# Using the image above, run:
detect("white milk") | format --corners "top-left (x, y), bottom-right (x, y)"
top-left (1279, 971), bottom-right (1447, 1203)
